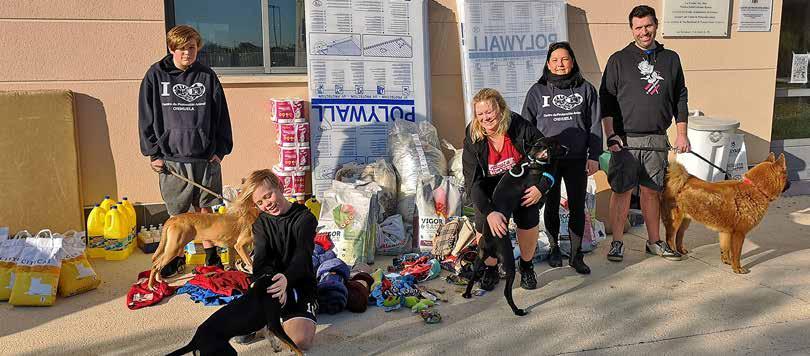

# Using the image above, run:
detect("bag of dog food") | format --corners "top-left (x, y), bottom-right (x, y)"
top-left (9, 230), bottom-right (63, 306)
top-left (415, 175), bottom-right (462, 253)
top-left (0, 231), bottom-right (30, 300)
top-left (335, 159), bottom-right (399, 219)
top-left (319, 181), bottom-right (379, 265)
top-left (57, 231), bottom-right (101, 297)
top-left (441, 139), bottom-right (464, 187)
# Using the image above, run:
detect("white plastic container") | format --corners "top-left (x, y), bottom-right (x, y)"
top-left (676, 117), bottom-right (740, 182)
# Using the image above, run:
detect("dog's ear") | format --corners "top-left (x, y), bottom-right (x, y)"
top-left (766, 152), bottom-right (776, 162)
top-left (776, 153), bottom-right (786, 168)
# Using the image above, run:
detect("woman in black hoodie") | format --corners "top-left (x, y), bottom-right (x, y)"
top-left (522, 42), bottom-right (602, 274)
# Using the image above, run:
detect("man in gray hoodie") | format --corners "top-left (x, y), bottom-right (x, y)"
top-left (599, 5), bottom-right (689, 262)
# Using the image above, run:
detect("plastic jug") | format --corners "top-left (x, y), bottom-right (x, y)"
top-left (87, 204), bottom-right (107, 237)
top-left (117, 202), bottom-right (136, 233)
top-left (103, 206), bottom-right (129, 239)
top-left (217, 205), bottom-right (227, 214)
top-left (100, 195), bottom-right (116, 212)
top-left (305, 195), bottom-right (321, 220)
top-left (120, 197), bottom-right (137, 230)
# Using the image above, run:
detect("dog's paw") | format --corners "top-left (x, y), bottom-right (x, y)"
top-left (514, 309), bottom-right (527, 316)
top-left (462, 292), bottom-right (472, 299)
top-left (720, 253), bottom-right (731, 265)
top-left (733, 266), bottom-right (750, 274)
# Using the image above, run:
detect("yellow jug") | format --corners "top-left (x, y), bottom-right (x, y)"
top-left (87, 204), bottom-right (107, 237)
top-left (103, 206), bottom-right (128, 239)
top-left (217, 205), bottom-right (227, 214)
top-left (305, 195), bottom-right (322, 220)
top-left (116, 202), bottom-right (134, 233)
top-left (100, 195), bottom-right (116, 212)
top-left (120, 197), bottom-right (137, 231)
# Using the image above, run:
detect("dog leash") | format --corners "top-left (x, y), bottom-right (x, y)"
top-left (159, 166), bottom-right (231, 203)
top-left (622, 146), bottom-right (732, 180)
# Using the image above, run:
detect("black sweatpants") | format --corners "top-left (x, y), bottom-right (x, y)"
top-left (544, 158), bottom-right (587, 247)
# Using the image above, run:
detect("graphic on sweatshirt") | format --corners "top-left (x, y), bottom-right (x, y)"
top-left (638, 60), bottom-right (664, 95)
top-left (173, 82), bottom-right (206, 102)
top-left (552, 93), bottom-right (584, 111)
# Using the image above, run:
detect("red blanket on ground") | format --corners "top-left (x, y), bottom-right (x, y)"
top-left (127, 270), bottom-right (178, 310)
top-left (188, 266), bottom-right (250, 297)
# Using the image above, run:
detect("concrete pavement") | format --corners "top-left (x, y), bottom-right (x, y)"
top-left (2, 196), bottom-right (809, 355)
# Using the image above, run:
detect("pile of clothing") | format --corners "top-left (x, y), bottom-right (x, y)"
top-left (390, 252), bottom-right (442, 282)
top-left (313, 237), bottom-right (374, 314)
top-left (176, 266), bottom-right (250, 306)
top-left (127, 270), bottom-right (177, 310)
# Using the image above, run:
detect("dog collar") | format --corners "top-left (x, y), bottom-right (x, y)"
top-left (742, 176), bottom-right (768, 197)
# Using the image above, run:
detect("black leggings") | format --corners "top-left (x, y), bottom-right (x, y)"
top-left (544, 159), bottom-right (587, 246)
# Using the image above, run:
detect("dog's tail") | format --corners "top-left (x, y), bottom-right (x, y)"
top-left (666, 160), bottom-right (691, 195)
top-left (267, 317), bottom-right (303, 356)
top-left (165, 341), bottom-right (196, 356)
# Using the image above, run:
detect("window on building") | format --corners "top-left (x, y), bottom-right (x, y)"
top-left (166, 0), bottom-right (307, 74)
top-left (773, 0), bottom-right (810, 139)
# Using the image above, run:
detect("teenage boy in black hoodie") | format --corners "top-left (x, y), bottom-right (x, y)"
top-left (599, 6), bottom-right (689, 262)
top-left (138, 25), bottom-right (233, 275)
top-left (522, 42), bottom-right (601, 274)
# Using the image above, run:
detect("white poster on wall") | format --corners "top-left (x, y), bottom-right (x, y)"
top-left (737, 0), bottom-right (773, 32)
top-left (663, 0), bottom-right (731, 37)
top-left (790, 53), bottom-right (810, 84)
top-left (305, 0), bottom-right (431, 196)
top-left (457, 0), bottom-right (567, 123)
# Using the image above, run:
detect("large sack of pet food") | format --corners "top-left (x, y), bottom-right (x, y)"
top-left (389, 121), bottom-right (447, 241)
top-left (0, 231), bottom-right (30, 300)
top-left (415, 175), bottom-right (462, 253)
top-left (57, 231), bottom-right (101, 297)
top-left (9, 230), bottom-right (63, 306)
top-left (442, 139), bottom-right (464, 187)
top-left (319, 181), bottom-right (379, 265)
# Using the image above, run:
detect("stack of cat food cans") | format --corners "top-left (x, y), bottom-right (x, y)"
top-left (268, 98), bottom-right (309, 201)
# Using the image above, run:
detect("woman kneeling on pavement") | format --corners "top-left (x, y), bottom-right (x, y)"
top-left (522, 41), bottom-right (602, 274)
top-left (462, 88), bottom-right (549, 291)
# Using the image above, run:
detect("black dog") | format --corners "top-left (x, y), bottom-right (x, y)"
top-left (167, 274), bottom-right (302, 356)
top-left (462, 137), bottom-right (566, 316)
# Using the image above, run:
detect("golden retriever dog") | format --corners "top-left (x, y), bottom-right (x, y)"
top-left (148, 205), bottom-right (259, 290)
top-left (662, 153), bottom-right (790, 274)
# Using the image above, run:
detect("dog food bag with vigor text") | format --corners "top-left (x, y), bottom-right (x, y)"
top-left (318, 181), bottom-right (378, 265)
top-left (57, 231), bottom-right (101, 297)
top-left (9, 230), bottom-right (62, 306)
top-left (415, 175), bottom-right (462, 253)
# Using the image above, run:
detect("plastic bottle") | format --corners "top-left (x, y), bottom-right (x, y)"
top-left (103, 206), bottom-right (128, 239)
top-left (217, 205), bottom-right (227, 214)
top-left (120, 197), bottom-right (137, 231)
top-left (305, 195), bottom-right (322, 220)
top-left (100, 195), bottom-right (116, 212)
top-left (87, 204), bottom-right (107, 237)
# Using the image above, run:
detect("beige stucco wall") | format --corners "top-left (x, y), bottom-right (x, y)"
top-left (0, 0), bottom-right (783, 206)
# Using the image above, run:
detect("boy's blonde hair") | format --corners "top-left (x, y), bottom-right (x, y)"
top-left (167, 25), bottom-right (203, 51)
top-left (469, 88), bottom-right (511, 142)
top-left (232, 169), bottom-right (283, 216)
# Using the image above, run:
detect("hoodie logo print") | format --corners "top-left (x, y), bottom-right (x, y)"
top-left (551, 93), bottom-right (583, 111)
top-left (172, 83), bottom-right (206, 102)
top-left (638, 60), bottom-right (664, 95)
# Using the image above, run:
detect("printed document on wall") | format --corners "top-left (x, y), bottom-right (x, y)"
top-left (306, 0), bottom-right (431, 196)
top-left (458, 0), bottom-right (567, 123)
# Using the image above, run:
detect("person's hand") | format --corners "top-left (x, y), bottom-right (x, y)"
top-left (674, 134), bottom-right (691, 153)
top-left (209, 154), bottom-right (222, 164)
top-left (607, 134), bottom-right (623, 152)
top-left (267, 273), bottom-right (287, 304)
top-left (586, 159), bottom-right (599, 176)
top-left (150, 159), bottom-right (165, 173)
top-left (521, 186), bottom-right (542, 207)
top-left (486, 212), bottom-right (508, 238)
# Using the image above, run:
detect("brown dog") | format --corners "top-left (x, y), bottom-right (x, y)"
top-left (148, 206), bottom-right (259, 289)
top-left (662, 153), bottom-right (790, 274)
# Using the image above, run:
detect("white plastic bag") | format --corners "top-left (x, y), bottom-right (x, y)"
top-left (376, 214), bottom-right (407, 255)
top-left (319, 181), bottom-right (378, 265)
top-left (442, 139), bottom-right (464, 186)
